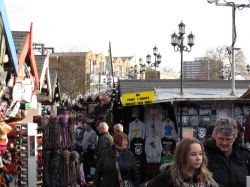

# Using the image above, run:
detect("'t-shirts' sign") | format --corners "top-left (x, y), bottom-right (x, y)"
top-left (121, 91), bottom-right (155, 106)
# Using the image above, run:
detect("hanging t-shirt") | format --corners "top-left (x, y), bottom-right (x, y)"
top-left (145, 136), bottom-right (162, 163)
top-left (161, 137), bottom-right (176, 156)
top-left (160, 154), bottom-right (174, 165)
top-left (160, 120), bottom-right (177, 140)
top-left (129, 137), bottom-right (146, 161)
top-left (144, 105), bottom-right (162, 137)
top-left (128, 119), bottom-right (146, 141)
top-left (129, 137), bottom-right (146, 179)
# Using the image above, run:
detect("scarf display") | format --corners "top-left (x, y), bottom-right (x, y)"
top-left (49, 116), bottom-right (61, 150)
top-left (38, 114), bottom-right (82, 186)
top-left (69, 151), bottom-right (80, 186)
top-left (59, 114), bottom-right (69, 149)
top-left (68, 116), bottom-right (76, 150)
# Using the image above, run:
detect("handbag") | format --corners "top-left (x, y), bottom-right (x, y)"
top-left (115, 159), bottom-right (134, 187)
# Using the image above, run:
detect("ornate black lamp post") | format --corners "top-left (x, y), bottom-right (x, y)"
top-left (139, 58), bottom-right (146, 79)
top-left (247, 64), bottom-right (250, 73)
top-left (146, 46), bottom-right (162, 79)
top-left (171, 21), bottom-right (194, 141)
top-left (128, 65), bottom-right (138, 80)
top-left (171, 21), bottom-right (194, 95)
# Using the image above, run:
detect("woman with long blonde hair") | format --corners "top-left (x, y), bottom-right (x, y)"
top-left (143, 137), bottom-right (218, 187)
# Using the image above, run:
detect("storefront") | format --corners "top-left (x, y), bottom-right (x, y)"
top-left (117, 79), bottom-right (250, 181)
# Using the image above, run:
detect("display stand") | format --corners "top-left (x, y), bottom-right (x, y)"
top-left (14, 123), bottom-right (40, 186)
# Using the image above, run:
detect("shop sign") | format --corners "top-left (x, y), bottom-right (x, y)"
top-left (121, 91), bottom-right (155, 106)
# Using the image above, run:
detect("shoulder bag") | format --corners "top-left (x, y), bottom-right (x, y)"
top-left (115, 158), bottom-right (134, 187)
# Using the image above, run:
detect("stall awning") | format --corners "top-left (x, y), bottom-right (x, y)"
top-left (155, 88), bottom-right (245, 103)
top-left (12, 23), bottom-right (40, 90)
top-left (119, 79), bottom-right (250, 105)
top-left (0, 0), bottom-right (18, 75)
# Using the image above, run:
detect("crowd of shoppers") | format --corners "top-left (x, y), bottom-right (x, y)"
top-left (75, 115), bottom-right (250, 187)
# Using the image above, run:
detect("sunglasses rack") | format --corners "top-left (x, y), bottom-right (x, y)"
top-left (36, 132), bottom-right (43, 186)
top-left (14, 123), bottom-right (40, 187)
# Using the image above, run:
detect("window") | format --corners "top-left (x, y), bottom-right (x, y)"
top-left (118, 65), bottom-right (122, 78)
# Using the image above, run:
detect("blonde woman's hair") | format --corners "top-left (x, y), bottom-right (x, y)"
top-left (170, 137), bottom-right (214, 186)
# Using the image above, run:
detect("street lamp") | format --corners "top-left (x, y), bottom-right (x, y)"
top-left (171, 21), bottom-right (194, 95)
top-left (247, 65), bottom-right (250, 73)
top-left (107, 76), bottom-right (112, 89)
top-left (146, 46), bottom-right (162, 79)
top-left (128, 65), bottom-right (138, 80)
top-left (139, 58), bottom-right (146, 79)
top-left (171, 21), bottom-right (194, 141)
top-left (208, 0), bottom-right (250, 95)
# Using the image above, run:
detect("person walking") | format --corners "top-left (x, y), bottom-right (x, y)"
top-left (94, 132), bottom-right (140, 187)
top-left (81, 119), bottom-right (98, 183)
top-left (94, 122), bottom-right (113, 164)
top-left (143, 137), bottom-right (218, 187)
top-left (205, 117), bottom-right (250, 187)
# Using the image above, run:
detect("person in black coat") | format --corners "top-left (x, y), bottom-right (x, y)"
top-left (205, 117), bottom-right (250, 187)
top-left (94, 132), bottom-right (140, 187)
top-left (143, 137), bottom-right (218, 187)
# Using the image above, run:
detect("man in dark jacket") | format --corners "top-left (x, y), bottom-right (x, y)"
top-left (205, 117), bottom-right (250, 187)
top-left (94, 122), bottom-right (113, 164)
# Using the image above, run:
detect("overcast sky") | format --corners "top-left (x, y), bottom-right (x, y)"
top-left (3, 0), bottom-right (250, 73)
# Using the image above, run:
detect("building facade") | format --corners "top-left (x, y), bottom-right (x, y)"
top-left (49, 52), bottom-right (135, 97)
top-left (183, 57), bottom-right (222, 80)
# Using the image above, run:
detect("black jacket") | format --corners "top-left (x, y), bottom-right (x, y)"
top-left (94, 146), bottom-right (140, 187)
top-left (94, 131), bottom-right (113, 163)
top-left (142, 164), bottom-right (218, 187)
top-left (142, 168), bottom-right (174, 187)
top-left (205, 138), bottom-right (250, 187)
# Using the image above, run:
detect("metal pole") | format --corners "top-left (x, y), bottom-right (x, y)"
top-left (231, 6), bottom-right (236, 95)
top-left (98, 72), bottom-right (101, 93)
top-left (109, 41), bottom-right (115, 89)
top-left (180, 37), bottom-right (184, 95)
top-left (208, 60), bottom-right (210, 80)
top-left (180, 37), bottom-right (183, 140)
top-left (210, 1), bottom-right (250, 94)
top-left (155, 55), bottom-right (157, 79)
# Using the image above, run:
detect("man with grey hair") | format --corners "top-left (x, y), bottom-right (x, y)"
top-left (94, 122), bottom-right (113, 164)
top-left (205, 117), bottom-right (250, 187)
top-left (113, 123), bottom-right (124, 134)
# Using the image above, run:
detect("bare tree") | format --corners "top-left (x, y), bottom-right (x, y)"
top-left (161, 66), bottom-right (175, 74)
top-left (57, 53), bottom-right (88, 100)
top-left (204, 45), bottom-right (247, 80)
